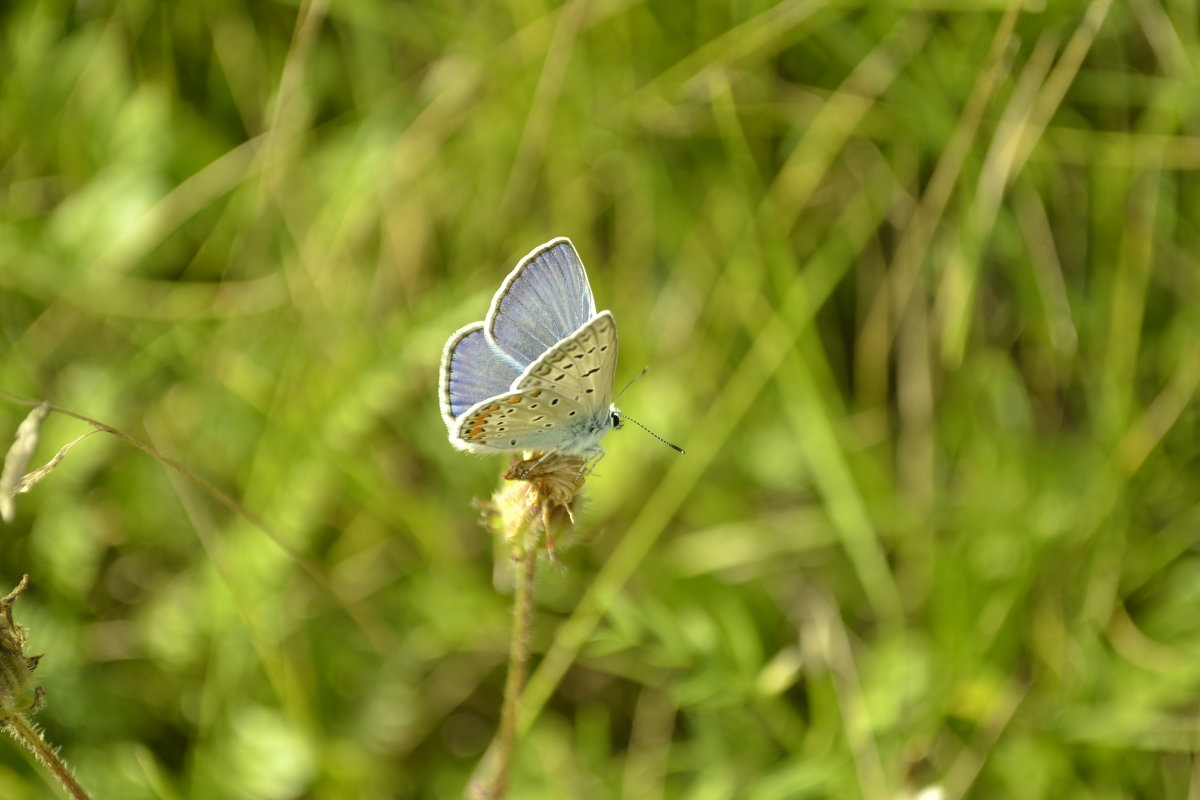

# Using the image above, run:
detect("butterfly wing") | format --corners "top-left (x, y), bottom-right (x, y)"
top-left (449, 312), bottom-right (619, 455)
top-left (485, 238), bottom-right (598, 367)
top-left (514, 310), bottom-right (617, 414)
top-left (439, 323), bottom-right (522, 427)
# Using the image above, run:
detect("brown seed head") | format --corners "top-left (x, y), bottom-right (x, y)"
top-left (490, 453), bottom-right (589, 553)
top-left (0, 576), bottom-right (45, 724)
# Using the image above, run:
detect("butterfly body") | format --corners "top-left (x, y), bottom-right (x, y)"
top-left (440, 238), bottom-right (622, 458)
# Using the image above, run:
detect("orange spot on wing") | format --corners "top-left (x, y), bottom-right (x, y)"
top-left (507, 396), bottom-right (523, 404)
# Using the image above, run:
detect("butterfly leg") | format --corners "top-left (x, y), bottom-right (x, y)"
top-left (527, 450), bottom-right (555, 472)
top-left (581, 446), bottom-right (606, 477)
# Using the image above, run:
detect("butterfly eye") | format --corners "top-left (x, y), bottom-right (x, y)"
top-left (610, 411), bottom-right (623, 430)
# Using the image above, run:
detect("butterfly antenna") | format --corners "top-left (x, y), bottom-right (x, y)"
top-left (614, 367), bottom-right (649, 404)
top-left (620, 412), bottom-right (685, 454)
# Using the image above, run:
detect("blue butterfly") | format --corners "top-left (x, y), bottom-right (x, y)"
top-left (439, 238), bottom-right (623, 459)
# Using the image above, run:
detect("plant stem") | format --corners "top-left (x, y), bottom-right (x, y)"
top-left (466, 521), bottom-right (539, 799)
top-left (5, 714), bottom-right (91, 800)
top-left (498, 538), bottom-right (537, 783)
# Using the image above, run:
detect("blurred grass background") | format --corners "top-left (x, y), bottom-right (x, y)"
top-left (2, 0), bottom-right (1200, 797)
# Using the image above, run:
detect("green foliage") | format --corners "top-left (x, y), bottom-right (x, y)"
top-left (3, 0), bottom-right (1200, 797)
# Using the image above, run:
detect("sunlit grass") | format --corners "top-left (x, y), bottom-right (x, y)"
top-left (2, 0), bottom-right (1200, 797)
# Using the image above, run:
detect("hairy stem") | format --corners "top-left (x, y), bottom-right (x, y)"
top-left (466, 516), bottom-right (539, 799)
top-left (5, 714), bottom-right (91, 800)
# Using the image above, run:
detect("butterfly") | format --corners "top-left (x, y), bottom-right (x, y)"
top-left (439, 238), bottom-right (624, 461)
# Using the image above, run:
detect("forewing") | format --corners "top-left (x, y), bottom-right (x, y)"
top-left (486, 238), bottom-right (598, 366)
top-left (439, 323), bottom-right (522, 426)
top-left (514, 311), bottom-right (618, 416)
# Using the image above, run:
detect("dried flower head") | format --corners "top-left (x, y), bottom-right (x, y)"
top-left (489, 453), bottom-right (589, 557)
top-left (0, 576), bottom-right (44, 724)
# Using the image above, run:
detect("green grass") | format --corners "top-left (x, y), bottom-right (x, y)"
top-left (3, 0), bottom-right (1200, 797)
